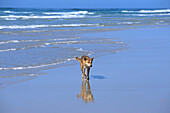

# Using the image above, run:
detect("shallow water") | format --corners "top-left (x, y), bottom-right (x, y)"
top-left (0, 8), bottom-right (170, 88)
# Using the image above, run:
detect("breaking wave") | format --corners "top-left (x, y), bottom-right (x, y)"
top-left (0, 58), bottom-right (75, 70)
top-left (122, 9), bottom-right (170, 13)
top-left (42, 11), bottom-right (94, 15)
top-left (0, 15), bottom-right (86, 19)
top-left (0, 24), bottom-right (100, 29)
top-left (3, 10), bottom-right (32, 14)
top-left (139, 9), bottom-right (170, 13)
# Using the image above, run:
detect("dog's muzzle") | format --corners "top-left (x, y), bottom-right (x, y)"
top-left (86, 63), bottom-right (92, 67)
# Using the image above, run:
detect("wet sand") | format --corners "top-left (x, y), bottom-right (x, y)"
top-left (1, 26), bottom-right (170, 113)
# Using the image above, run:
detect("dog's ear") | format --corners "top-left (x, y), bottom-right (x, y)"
top-left (76, 57), bottom-right (81, 62)
top-left (91, 57), bottom-right (94, 61)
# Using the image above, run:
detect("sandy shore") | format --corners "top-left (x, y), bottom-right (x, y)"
top-left (1, 26), bottom-right (170, 113)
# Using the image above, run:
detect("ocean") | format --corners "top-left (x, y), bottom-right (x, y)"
top-left (0, 8), bottom-right (170, 88)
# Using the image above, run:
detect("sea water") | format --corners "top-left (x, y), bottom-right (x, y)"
top-left (0, 8), bottom-right (170, 88)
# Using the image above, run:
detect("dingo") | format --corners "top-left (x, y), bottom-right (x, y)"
top-left (76, 56), bottom-right (94, 80)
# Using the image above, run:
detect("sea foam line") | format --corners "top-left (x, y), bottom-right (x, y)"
top-left (0, 24), bottom-right (99, 29)
top-left (3, 10), bottom-right (32, 14)
top-left (0, 48), bottom-right (17, 52)
top-left (0, 58), bottom-right (76, 70)
top-left (0, 40), bottom-right (20, 44)
top-left (43, 11), bottom-right (94, 15)
top-left (0, 38), bottom-right (79, 45)
top-left (4, 18), bottom-right (16, 20)
top-left (139, 9), bottom-right (170, 13)
top-left (132, 13), bottom-right (170, 16)
top-left (0, 37), bottom-right (80, 45)
top-left (0, 47), bottom-right (93, 70)
top-left (122, 13), bottom-right (170, 16)
top-left (0, 15), bottom-right (86, 19)
top-left (122, 9), bottom-right (170, 13)
top-left (0, 40), bottom-right (81, 52)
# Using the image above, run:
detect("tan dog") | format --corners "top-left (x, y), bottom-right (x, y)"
top-left (76, 56), bottom-right (94, 80)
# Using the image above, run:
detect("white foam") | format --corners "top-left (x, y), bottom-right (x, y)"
top-left (0, 24), bottom-right (99, 29)
top-left (0, 47), bottom-right (28, 52)
top-left (4, 11), bottom-right (11, 13)
top-left (0, 38), bottom-right (80, 45)
top-left (122, 10), bottom-right (135, 13)
top-left (43, 11), bottom-right (94, 15)
top-left (4, 18), bottom-right (16, 20)
top-left (139, 9), bottom-right (170, 13)
top-left (44, 43), bottom-right (50, 46)
top-left (3, 10), bottom-right (32, 14)
top-left (66, 41), bottom-right (78, 44)
top-left (76, 48), bottom-right (93, 56)
top-left (0, 40), bottom-right (82, 52)
top-left (117, 22), bottom-right (134, 24)
top-left (76, 48), bottom-right (83, 51)
top-left (0, 48), bottom-right (17, 52)
top-left (0, 15), bottom-right (86, 19)
top-left (133, 13), bottom-right (170, 16)
top-left (123, 13), bottom-right (170, 17)
top-left (122, 9), bottom-right (170, 13)
top-left (0, 40), bottom-right (20, 44)
top-left (50, 40), bottom-right (79, 45)
top-left (0, 58), bottom-right (76, 70)
top-left (0, 39), bottom-right (42, 45)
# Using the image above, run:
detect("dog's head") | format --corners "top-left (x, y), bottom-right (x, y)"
top-left (84, 57), bottom-right (94, 67)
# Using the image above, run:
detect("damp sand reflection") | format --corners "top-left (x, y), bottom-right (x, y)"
top-left (77, 79), bottom-right (94, 103)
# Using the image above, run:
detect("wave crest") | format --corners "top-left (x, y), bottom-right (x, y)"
top-left (122, 9), bottom-right (170, 13)
top-left (43, 11), bottom-right (94, 15)
top-left (0, 15), bottom-right (86, 19)
top-left (0, 24), bottom-right (99, 29)
top-left (3, 10), bottom-right (32, 14)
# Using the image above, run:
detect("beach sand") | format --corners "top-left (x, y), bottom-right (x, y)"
top-left (1, 26), bottom-right (170, 113)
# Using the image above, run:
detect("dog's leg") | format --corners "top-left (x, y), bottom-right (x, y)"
top-left (81, 64), bottom-right (84, 79)
top-left (83, 66), bottom-right (86, 78)
top-left (86, 68), bottom-right (90, 80)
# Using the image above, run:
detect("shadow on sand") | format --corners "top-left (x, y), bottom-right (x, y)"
top-left (91, 75), bottom-right (106, 79)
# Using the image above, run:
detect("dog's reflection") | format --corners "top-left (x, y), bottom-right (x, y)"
top-left (77, 79), bottom-right (94, 103)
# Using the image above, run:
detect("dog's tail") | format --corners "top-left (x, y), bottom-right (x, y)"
top-left (76, 57), bottom-right (81, 62)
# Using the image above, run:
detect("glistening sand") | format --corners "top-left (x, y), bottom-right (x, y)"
top-left (1, 26), bottom-right (170, 113)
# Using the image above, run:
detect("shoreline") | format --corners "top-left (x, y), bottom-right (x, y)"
top-left (1, 26), bottom-right (170, 113)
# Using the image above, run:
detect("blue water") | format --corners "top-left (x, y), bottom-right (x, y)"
top-left (0, 8), bottom-right (170, 88)
top-left (0, 8), bottom-right (170, 30)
